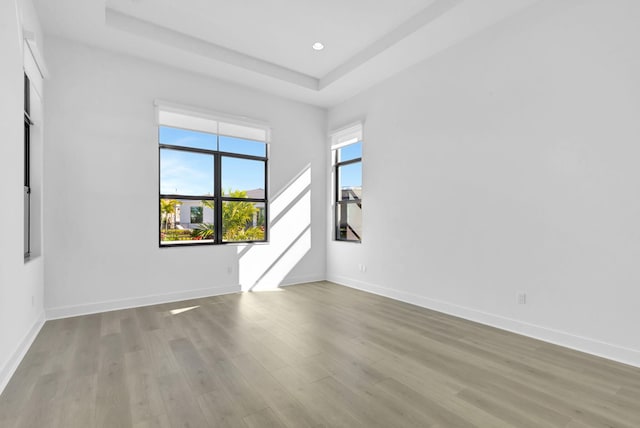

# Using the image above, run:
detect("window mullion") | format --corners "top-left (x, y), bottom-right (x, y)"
top-left (334, 163), bottom-right (339, 241)
top-left (336, 157), bottom-right (362, 168)
top-left (214, 151), bottom-right (222, 243)
top-left (264, 158), bottom-right (269, 242)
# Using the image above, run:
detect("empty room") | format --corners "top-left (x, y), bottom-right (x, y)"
top-left (1, 0), bottom-right (640, 427)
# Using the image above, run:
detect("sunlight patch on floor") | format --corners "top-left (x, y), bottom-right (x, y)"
top-left (169, 305), bottom-right (200, 315)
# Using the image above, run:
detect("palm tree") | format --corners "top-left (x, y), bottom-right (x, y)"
top-left (194, 191), bottom-right (263, 241)
top-left (160, 199), bottom-right (182, 234)
top-left (222, 190), bottom-right (258, 240)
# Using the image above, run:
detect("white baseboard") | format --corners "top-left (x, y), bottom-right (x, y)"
top-left (45, 284), bottom-right (241, 320)
top-left (327, 274), bottom-right (640, 368)
top-left (280, 273), bottom-right (326, 287)
top-left (44, 274), bottom-right (325, 320)
top-left (0, 311), bottom-right (45, 395)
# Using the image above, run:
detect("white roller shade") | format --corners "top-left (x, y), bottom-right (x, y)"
top-left (218, 122), bottom-right (268, 142)
top-left (23, 40), bottom-right (44, 98)
top-left (158, 110), bottom-right (218, 134)
top-left (330, 122), bottom-right (363, 149)
top-left (156, 100), bottom-right (270, 143)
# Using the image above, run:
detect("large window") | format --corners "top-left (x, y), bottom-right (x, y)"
top-left (24, 73), bottom-right (31, 257)
top-left (331, 124), bottom-right (362, 242)
top-left (158, 106), bottom-right (269, 246)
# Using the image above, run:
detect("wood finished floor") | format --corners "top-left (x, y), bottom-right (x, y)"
top-left (1, 281), bottom-right (639, 428)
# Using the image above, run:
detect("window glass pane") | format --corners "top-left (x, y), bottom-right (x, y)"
top-left (160, 199), bottom-right (215, 245)
top-left (221, 157), bottom-right (265, 198)
top-left (24, 122), bottom-right (30, 186)
top-left (219, 135), bottom-right (266, 157)
top-left (160, 149), bottom-right (214, 196)
top-left (338, 161), bottom-right (362, 201)
top-left (159, 126), bottom-right (217, 151)
top-left (222, 201), bottom-right (266, 242)
top-left (338, 141), bottom-right (362, 162)
top-left (337, 202), bottom-right (362, 241)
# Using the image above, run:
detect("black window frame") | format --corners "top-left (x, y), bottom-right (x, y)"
top-left (159, 126), bottom-right (269, 247)
top-left (334, 142), bottom-right (362, 243)
top-left (24, 73), bottom-right (32, 258)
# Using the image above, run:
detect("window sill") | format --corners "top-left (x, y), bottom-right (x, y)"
top-left (24, 252), bottom-right (42, 263)
top-left (159, 241), bottom-right (269, 248)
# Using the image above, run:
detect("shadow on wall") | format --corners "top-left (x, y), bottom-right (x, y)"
top-left (237, 165), bottom-right (312, 291)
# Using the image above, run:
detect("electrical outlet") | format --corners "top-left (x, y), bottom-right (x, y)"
top-left (517, 293), bottom-right (527, 305)
top-left (361, 265), bottom-right (367, 273)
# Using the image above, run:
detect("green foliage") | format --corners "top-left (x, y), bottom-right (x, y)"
top-left (161, 229), bottom-right (192, 241)
top-left (226, 226), bottom-right (264, 241)
top-left (160, 191), bottom-right (265, 242)
top-left (222, 190), bottom-right (264, 241)
top-left (201, 190), bottom-right (264, 241)
top-left (192, 223), bottom-right (214, 239)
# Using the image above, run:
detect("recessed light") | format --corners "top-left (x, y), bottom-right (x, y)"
top-left (312, 42), bottom-right (324, 51)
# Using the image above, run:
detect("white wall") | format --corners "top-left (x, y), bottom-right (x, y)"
top-left (328, 0), bottom-right (640, 367)
top-left (0, 0), bottom-right (46, 394)
top-left (43, 37), bottom-right (326, 317)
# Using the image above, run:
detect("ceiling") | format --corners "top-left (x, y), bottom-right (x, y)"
top-left (34, 0), bottom-right (540, 107)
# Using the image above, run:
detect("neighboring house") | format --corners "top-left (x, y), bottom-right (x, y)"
top-left (339, 186), bottom-right (362, 240)
top-left (245, 188), bottom-right (264, 199)
top-left (174, 188), bottom-right (266, 230)
top-left (244, 188), bottom-right (267, 229)
top-left (341, 187), bottom-right (361, 200)
top-left (174, 201), bottom-right (214, 229)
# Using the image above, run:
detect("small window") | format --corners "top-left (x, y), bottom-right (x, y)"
top-left (331, 124), bottom-right (363, 242)
top-left (190, 206), bottom-right (203, 223)
top-left (158, 105), bottom-right (269, 246)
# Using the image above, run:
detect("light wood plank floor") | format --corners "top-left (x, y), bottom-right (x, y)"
top-left (1, 281), bottom-right (639, 427)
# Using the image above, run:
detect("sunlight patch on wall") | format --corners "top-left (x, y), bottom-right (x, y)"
top-left (270, 167), bottom-right (311, 219)
top-left (238, 166), bottom-right (311, 291)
